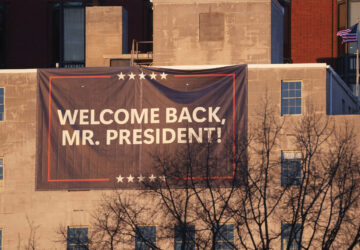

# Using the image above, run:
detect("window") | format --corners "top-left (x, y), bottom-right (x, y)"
top-left (174, 225), bottom-right (195, 250)
top-left (281, 224), bottom-right (301, 250)
top-left (67, 227), bottom-right (88, 250)
top-left (63, 6), bottom-right (85, 64)
top-left (281, 81), bottom-right (301, 115)
top-left (281, 151), bottom-right (301, 186)
top-left (0, 88), bottom-right (3, 121)
top-left (135, 226), bottom-right (156, 250)
top-left (213, 224), bottom-right (234, 250)
top-left (0, 158), bottom-right (3, 181)
top-left (0, 229), bottom-right (2, 250)
top-left (52, 1), bottom-right (93, 68)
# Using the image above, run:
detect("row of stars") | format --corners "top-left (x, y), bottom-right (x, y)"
top-left (117, 72), bottom-right (168, 80)
top-left (116, 174), bottom-right (166, 183)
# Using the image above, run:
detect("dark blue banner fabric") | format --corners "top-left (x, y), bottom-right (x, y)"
top-left (36, 65), bottom-right (247, 190)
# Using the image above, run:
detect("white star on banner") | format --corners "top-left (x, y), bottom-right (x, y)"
top-left (116, 175), bottom-right (124, 183)
top-left (160, 72), bottom-right (168, 80)
top-left (127, 174), bottom-right (134, 183)
top-left (137, 175), bottom-right (145, 182)
top-left (139, 72), bottom-right (146, 79)
top-left (159, 175), bottom-right (166, 182)
top-left (149, 174), bottom-right (156, 182)
top-left (128, 72), bottom-right (136, 80)
top-left (117, 72), bottom-right (125, 80)
top-left (150, 72), bottom-right (157, 80)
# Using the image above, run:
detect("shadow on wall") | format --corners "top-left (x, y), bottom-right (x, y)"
top-left (318, 56), bottom-right (357, 92)
top-left (317, 57), bottom-right (336, 68)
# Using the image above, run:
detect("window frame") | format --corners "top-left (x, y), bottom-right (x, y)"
top-left (281, 80), bottom-right (302, 116)
top-left (0, 87), bottom-right (4, 121)
top-left (135, 225), bottom-right (156, 250)
top-left (174, 224), bottom-right (195, 250)
top-left (281, 223), bottom-right (302, 250)
top-left (67, 226), bottom-right (89, 250)
top-left (52, 1), bottom-right (93, 68)
top-left (281, 151), bottom-right (302, 186)
top-left (213, 224), bottom-right (234, 250)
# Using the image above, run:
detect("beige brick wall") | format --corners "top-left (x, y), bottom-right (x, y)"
top-left (0, 65), bottom-right (358, 249)
top-left (153, 0), bottom-right (272, 66)
top-left (85, 7), bottom-right (128, 67)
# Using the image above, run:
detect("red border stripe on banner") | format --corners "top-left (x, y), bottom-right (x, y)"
top-left (47, 75), bottom-right (111, 183)
top-left (173, 73), bottom-right (237, 180)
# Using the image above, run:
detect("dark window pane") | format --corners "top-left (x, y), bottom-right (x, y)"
top-left (281, 106), bottom-right (285, 115)
top-left (282, 90), bottom-right (288, 97)
top-left (213, 225), bottom-right (234, 250)
top-left (67, 227), bottom-right (88, 250)
top-left (283, 99), bottom-right (288, 106)
top-left (281, 81), bottom-right (301, 116)
top-left (283, 107), bottom-right (288, 115)
top-left (63, 7), bottom-right (85, 62)
top-left (281, 152), bottom-right (302, 186)
top-left (174, 225), bottom-right (195, 250)
top-left (281, 224), bottom-right (301, 250)
top-left (136, 226), bottom-right (156, 250)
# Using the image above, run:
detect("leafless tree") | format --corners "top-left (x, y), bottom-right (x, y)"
top-left (87, 101), bottom-right (360, 250)
top-left (91, 192), bottom-right (159, 250)
top-left (23, 216), bottom-right (40, 250)
top-left (139, 133), bottom-right (246, 250)
top-left (56, 224), bottom-right (91, 250)
top-left (280, 113), bottom-right (360, 250)
top-left (227, 101), bottom-right (360, 250)
top-left (227, 97), bottom-right (287, 249)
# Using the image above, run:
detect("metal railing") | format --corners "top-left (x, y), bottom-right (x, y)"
top-left (335, 54), bottom-right (358, 86)
top-left (130, 39), bottom-right (153, 66)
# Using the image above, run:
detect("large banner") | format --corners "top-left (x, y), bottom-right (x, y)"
top-left (36, 65), bottom-right (247, 190)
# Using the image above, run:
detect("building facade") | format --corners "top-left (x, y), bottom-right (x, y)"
top-left (0, 0), bottom-right (359, 249)
top-left (0, 63), bottom-right (359, 249)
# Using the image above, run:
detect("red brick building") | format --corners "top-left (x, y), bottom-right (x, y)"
top-left (291, 0), bottom-right (338, 64)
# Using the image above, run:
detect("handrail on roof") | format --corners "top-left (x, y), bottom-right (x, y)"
top-left (131, 39), bottom-right (153, 66)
